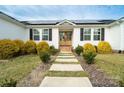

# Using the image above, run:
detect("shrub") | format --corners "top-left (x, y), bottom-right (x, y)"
top-left (94, 45), bottom-right (98, 52)
top-left (97, 41), bottom-right (112, 54)
top-left (49, 45), bottom-right (59, 55)
top-left (83, 52), bottom-right (97, 64)
top-left (0, 78), bottom-right (17, 87)
top-left (75, 45), bottom-right (83, 56)
top-left (39, 51), bottom-right (50, 63)
top-left (37, 41), bottom-right (49, 54)
top-left (83, 43), bottom-right (96, 54)
top-left (13, 39), bottom-right (25, 55)
top-left (24, 40), bottom-right (37, 54)
top-left (0, 39), bottom-right (19, 59)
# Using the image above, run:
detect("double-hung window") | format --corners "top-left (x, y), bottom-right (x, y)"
top-left (33, 29), bottom-right (40, 40)
top-left (83, 28), bottom-right (91, 41)
top-left (94, 28), bottom-right (101, 41)
top-left (42, 29), bottom-right (49, 40)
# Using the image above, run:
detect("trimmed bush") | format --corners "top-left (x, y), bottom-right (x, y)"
top-left (24, 40), bottom-right (37, 54)
top-left (83, 52), bottom-right (97, 64)
top-left (75, 45), bottom-right (83, 56)
top-left (83, 43), bottom-right (96, 54)
top-left (37, 41), bottom-right (49, 54)
top-left (0, 78), bottom-right (17, 87)
top-left (97, 41), bottom-right (112, 54)
top-left (94, 45), bottom-right (98, 52)
top-left (13, 39), bottom-right (25, 55)
top-left (49, 45), bottom-right (59, 55)
top-left (39, 51), bottom-right (50, 63)
top-left (0, 39), bottom-right (19, 59)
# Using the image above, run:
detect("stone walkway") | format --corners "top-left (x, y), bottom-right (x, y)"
top-left (40, 52), bottom-right (92, 87)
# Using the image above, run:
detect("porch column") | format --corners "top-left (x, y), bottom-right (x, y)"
top-left (52, 28), bottom-right (59, 49)
top-left (72, 28), bottom-right (80, 49)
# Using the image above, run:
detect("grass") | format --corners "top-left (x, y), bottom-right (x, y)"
top-left (95, 54), bottom-right (124, 81)
top-left (0, 55), bottom-right (41, 84)
top-left (46, 71), bottom-right (88, 77)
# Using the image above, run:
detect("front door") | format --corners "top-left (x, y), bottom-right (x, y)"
top-left (59, 31), bottom-right (72, 51)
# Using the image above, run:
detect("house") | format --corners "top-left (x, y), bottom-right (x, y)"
top-left (0, 11), bottom-right (124, 52)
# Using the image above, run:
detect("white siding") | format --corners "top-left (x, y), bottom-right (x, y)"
top-left (72, 27), bottom-right (106, 49)
top-left (106, 24), bottom-right (121, 50)
top-left (0, 18), bottom-right (28, 41)
top-left (31, 28), bottom-right (59, 49)
top-left (72, 26), bottom-right (122, 50)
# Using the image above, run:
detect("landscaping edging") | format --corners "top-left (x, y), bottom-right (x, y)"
top-left (16, 55), bottom-right (57, 87)
top-left (74, 53), bottom-right (119, 87)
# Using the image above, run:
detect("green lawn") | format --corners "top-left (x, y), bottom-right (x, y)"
top-left (95, 54), bottom-right (124, 81)
top-left (46, 71), bottom-right (88, 77)
top-left (0, 55), bottom-right (41, 84)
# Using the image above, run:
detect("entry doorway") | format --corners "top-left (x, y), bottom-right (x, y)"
top-left (59, 31), bottom-right (73, 52)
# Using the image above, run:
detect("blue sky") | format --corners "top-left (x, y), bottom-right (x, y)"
top-left (0, 5), bottom-right (124, 21)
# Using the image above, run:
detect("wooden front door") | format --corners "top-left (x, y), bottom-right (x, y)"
top-left (59, 31), bottom-right (72, 51)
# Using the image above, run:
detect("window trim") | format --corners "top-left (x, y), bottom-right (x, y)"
top-left (83, 28), bottom-right (91, 41)
top-left (42, 28), bottom-right (49, 41)
top-left (33, 29), bottom-right (40, 41)
top-left (93, 28), bottom-right (101, 41)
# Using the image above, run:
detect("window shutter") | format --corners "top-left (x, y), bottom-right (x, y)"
top-left (101, 28), bottom-right (105, 41)
top-left (49, 29), bottom-right (52, 41)
top-left (80, 28), bottom-right (84, 41)
top-left (30, 28), bottom-right (33, 40)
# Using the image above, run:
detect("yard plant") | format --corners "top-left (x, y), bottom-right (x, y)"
top-left (83, 52), bottom-right (97, 64)
top-left (97, 41), bottom-right (112, 54)
top-left (49, 45), bottom-right (59, 55)
top-left (0, 39), bottom-right (19, 59)
top-left (75, 45), bottom-right (83, 56)
top-left (24, 40), bottom-right (37, 54)
top-left (37, 41), bottom-right (51, 63)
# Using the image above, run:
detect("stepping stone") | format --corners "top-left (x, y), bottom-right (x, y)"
top-left (40, 77), bottom-right (92, 87)
top-left (55, 58), bottom-right (78, 62)
top-left (49, 64), bottom-right (84, 71)
top-left (57, 56), bottom-right (75, 58)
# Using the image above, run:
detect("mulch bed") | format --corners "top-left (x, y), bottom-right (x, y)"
top-left (16, 55), bottom-right (57, 87)
top-left (74, 53), bottom-right (119, 87)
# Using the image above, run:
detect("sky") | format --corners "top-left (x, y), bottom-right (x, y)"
top-left (0, 5), bottom-right (124, 21)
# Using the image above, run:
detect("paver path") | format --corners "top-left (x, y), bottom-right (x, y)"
top-left (40, 51), bottom-right (92, 87)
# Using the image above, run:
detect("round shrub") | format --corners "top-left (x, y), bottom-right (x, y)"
top-left (24, 40), bottom-right (37, 54)
top-left (83, 43), bottom-right (96, 54)
top-left (49, 45), bottom-right (59, 55)
top-left (0, 39), bottom-right (19, 59)
top-left (97, 41), bottom-right (112, 54)
top-left (13, 39), bottom-right (25, 55)
top-left (37, 41), bottom-right (49, 54)
top-left (75, 45), bottom-right (83, 56)
top-left (39, 51), bottom-right (50, 63)
top-left (83, 52), bottom-right (97, 64)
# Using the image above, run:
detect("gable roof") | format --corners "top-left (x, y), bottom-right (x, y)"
top-left (0, 11), bottom-right (123, 26)
top-left (22, 19), bottom-right (115, 25)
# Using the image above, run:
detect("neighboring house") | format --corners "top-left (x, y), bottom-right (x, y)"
top-left (0, 11), bottom-right (124, 52)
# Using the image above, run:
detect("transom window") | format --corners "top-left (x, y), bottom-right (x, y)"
top-left (94, 28), bottom-right (101, 40)
top-left (42, 29), bottom-right (49, 40)
top-left (33, 29), bottom-right (40, 40)
top-left (83, 28), bottom-right (91, 40)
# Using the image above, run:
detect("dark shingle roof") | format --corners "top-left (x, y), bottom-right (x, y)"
top-left (22, 20), bottom-right (115, 25)
top-left (0, 11), bottom-right (116, 25)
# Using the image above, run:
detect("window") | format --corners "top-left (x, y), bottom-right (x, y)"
top-left (94, 28), bottom-right (101, 40)
top-left (83, 28), bottom-right (91, 40)
top-left (33, 29), bottom-right (40, 40)
top-left (42, 29), bottom-right (49, 40)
